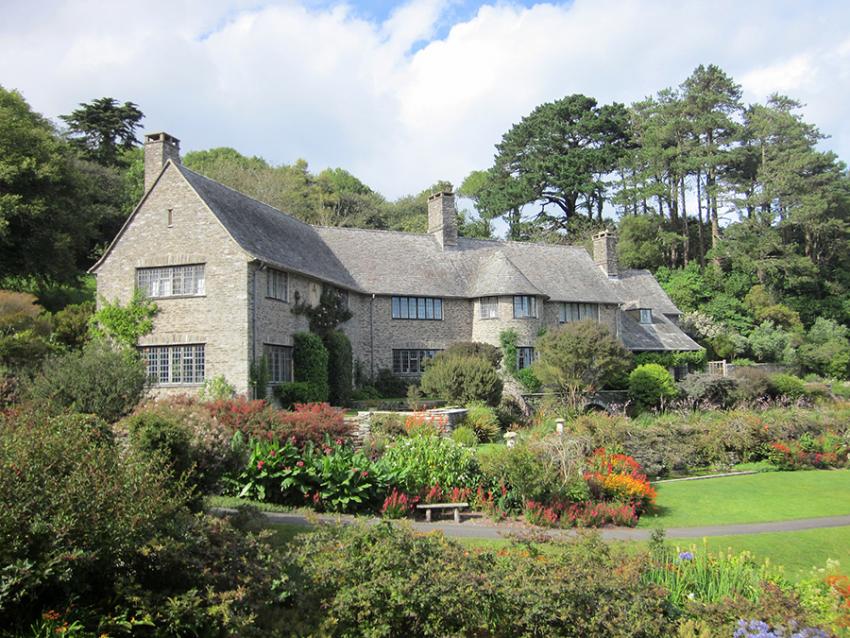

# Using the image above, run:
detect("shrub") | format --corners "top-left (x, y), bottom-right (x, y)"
top-left (379, 435), bottom-right (480, 493)
top-left (768, 373), bottom-right (806, 399)
top-left (370, 412), bottom-right (407, 437)
top-left (326, 330), bottom-right (352, 406)
top-left (293, 331), bottom-right (329, 402)
top-left (26, 342), bottom-right (146, 422)
top-left (274, 380), bottom-right (323, 408)
top-left (534, 321), bottom-right (633, 407)
top-left (373, 367), bottom-right (408, 397)
top-left (279, 522), bottom-right (676, 637)
top-left (442, 341), bottom-right (503, 368)
top-left (235, 437), bottom-right (387, 512)
top-left (735, 366), bottom-right (771, 401)
top-left (464, 402), bottom-right (501, 442)
top-left (515, 366), bottom-right (542, 392)
top-left (120, 398), bottom-right (241, 493)
top-left (477, 443), bottom-right (565, 512)
top-left (584, 448), bottom-right (656, 513)
top-left (88, 289), bottom-right (157, 348)
top-left (679, 372), bottom-right (738, 409)
top-left (420, 354), bottom-right (502, 406)
top-left (451, 425), bottom-right (479, 447)
top-left (277, 403), bottom-right (353, 447)
top-left (628, 363), bottom-right (678, 410)
top-left (0, 410), bottom-right (283, 636)
top-left (381, 489), bottom-right (418, 519)
top-left (123, 410), bottom-right (194, 479)
top-left (198, 374), bottom-right (235, 401)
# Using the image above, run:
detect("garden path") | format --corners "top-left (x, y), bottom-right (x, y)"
top-left (212, 508), bottom-right (850, 541)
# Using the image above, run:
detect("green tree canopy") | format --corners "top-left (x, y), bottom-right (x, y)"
top-left (60, 97), bottom-right (143, 167)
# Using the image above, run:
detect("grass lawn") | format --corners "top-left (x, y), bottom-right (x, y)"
top-left (639, 469), bottom-right (850, 528)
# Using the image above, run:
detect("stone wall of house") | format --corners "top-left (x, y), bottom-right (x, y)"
top-left (471, 295), bottom-right (543, 349)
top-left (350, 295), bottom-right (474, 378)
top-left (94, 164), bottom-right (252, 397)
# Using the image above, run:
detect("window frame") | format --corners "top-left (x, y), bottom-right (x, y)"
top-left (136, 264), bottom-right (205, 298)
top-left (140, 344), bottom-right (205, 385)
top-left (264, 344), bottom-right (293, 384)
top-left (392, 348), bottom-right (441, 375)
top-left (391, 296), bottom-right (443, 320)
top-left (517, 346), bottom-right (535, 370)
top-left (266, 268), bottom-right (289, 302)
top-left (479, 296), bottom-right (499, 320)
top-left (639, 308), bottom-right (653, 324)
top-left (512, 295), bottom-right (537, 319)
top-left (559, 302), bottom-right (599, 323)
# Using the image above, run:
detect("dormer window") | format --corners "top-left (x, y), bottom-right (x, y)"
top-left (639, 308), bottom-right (653, 324)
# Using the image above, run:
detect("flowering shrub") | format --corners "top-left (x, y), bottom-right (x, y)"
top-left (474, 484), bottom-right (511, 520)
top-left (206, 398), bottom-right (353, 446)
top-left (420, 484), bottom-right (472, 504)
top-left (235, 437), bottom-right (388, 512)
top-left (381, 489), bottom-right (418, 519)
top-left (767, 433), bottom-right (848, 470)
top-left (403, 411), bottom-right (447, 437)
top-left (378, 434), bottom-right (480, 493)
top-left (584, 448), bottom-right (656, 512)
top-left (524, 500), bottom-right (638, 528)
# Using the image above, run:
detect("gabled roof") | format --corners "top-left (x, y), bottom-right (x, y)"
top-left (607, 269), bottom-right (681, 315)
top-left (467, 251), bottom-right (542, 298)
top-left (175, 164), bottom-right (362, 291)
top-left (620, 311), bottom-right (702, 351)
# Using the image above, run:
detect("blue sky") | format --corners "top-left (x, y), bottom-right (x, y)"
top-left (2, 0), bottom-right (849, 215)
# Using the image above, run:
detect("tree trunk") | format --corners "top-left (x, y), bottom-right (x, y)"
top-left (696, 169), bottom-right (706, 270)
top-left (680, 175), bottom-right (690, 266)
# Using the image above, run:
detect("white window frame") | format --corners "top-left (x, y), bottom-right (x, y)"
top-left (513, 295), bottom-right (537, 319)
top-left (640, 308), bottom-right (653, 324)
top-left (141, 344), bottom-right (205, 385)
top-left (136, 264), bottom-right (205, 298)
top-left (559, 302), bottom-right (599, 323)
top-left (479, 297), bottom-right (499, 319)
top-left (266, 268), bottom-right (289, 302)
top-left (264, 344), bottom-right (293, 384)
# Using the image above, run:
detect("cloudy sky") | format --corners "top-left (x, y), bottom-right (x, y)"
top-left (3, 0), bottom-right (849, 199)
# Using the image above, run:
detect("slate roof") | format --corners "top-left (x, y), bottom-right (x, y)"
top-left (619, 311), bottom-right (702, 351)
top-left (607, 269), bottom-right (682, 316)
top-left (176, 164), bottom-right (362, 291)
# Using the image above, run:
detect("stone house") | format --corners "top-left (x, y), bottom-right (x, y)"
top-left (90, 132), bottom-right (701, 397)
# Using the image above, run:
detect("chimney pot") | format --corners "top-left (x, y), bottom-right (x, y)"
top-left (144, 132), bottom-right (181, 192)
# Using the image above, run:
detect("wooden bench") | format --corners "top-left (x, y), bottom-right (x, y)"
top-left (416, 502), bottom-right (469, 524)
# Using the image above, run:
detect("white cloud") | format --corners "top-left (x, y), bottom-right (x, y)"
top-left (1, 0), bottom-right (849, 201)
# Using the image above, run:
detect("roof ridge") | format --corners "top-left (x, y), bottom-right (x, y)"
top-left (315, 224), bottom-right (436, 240)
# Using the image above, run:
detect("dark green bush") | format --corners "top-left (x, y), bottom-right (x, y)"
top-left (26, 341), bottom-right (146, 422)
top-left (326, 330), bottom-right (352, 407)
top-left (373, 368), bottom-right (408, 398)
top-left (280, 522), bottom-right (676, 637)
top-left (768, 373), bottom-right (806, 399)
top-left (293, 332), bottom-right (329, 402)
top-left (464, 402), bottom-right (501, 442)
top-left (124, 410), bottom-right (193, 478)
top-left (515, 366), bottom-right (542, 392)
top-left (628, 363), bottom-right (678, 410)
top-left (0, 410), bottom-right (285, 635)
top-left (420, 354), bottom-right (502, 406)
top-left (275, 380), bottom-right (324, 408)
top-left (442, 341), bottom-right (503, 368)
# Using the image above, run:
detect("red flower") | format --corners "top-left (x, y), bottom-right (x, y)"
top-left (296, 460), bottom-right (305, 467)
top-left (361, 470), bottom-right (369, 478)
top-left (257, 460), bottom-right (265, 470)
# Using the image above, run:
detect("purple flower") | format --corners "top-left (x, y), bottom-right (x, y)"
top-left (678, 551), bottom-right (694, 561)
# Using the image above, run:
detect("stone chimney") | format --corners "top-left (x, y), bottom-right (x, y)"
top-left (428, 191), bottom-right (458, 249)
top-left (144, 132), bottom-right (181, 192)
top-left (593, 230), bottom-right (619, 277)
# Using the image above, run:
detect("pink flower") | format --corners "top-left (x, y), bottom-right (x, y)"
top-left (296, 460), bottom-right (305, 467)
top-left (257, 460), bottom-right (265, 470)
top-left (335, 438), bottom-right (343, 446)
top-left (269, 449), bottom-right (276, 457)
top-left (361, 470), bottom-right (369, 478)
